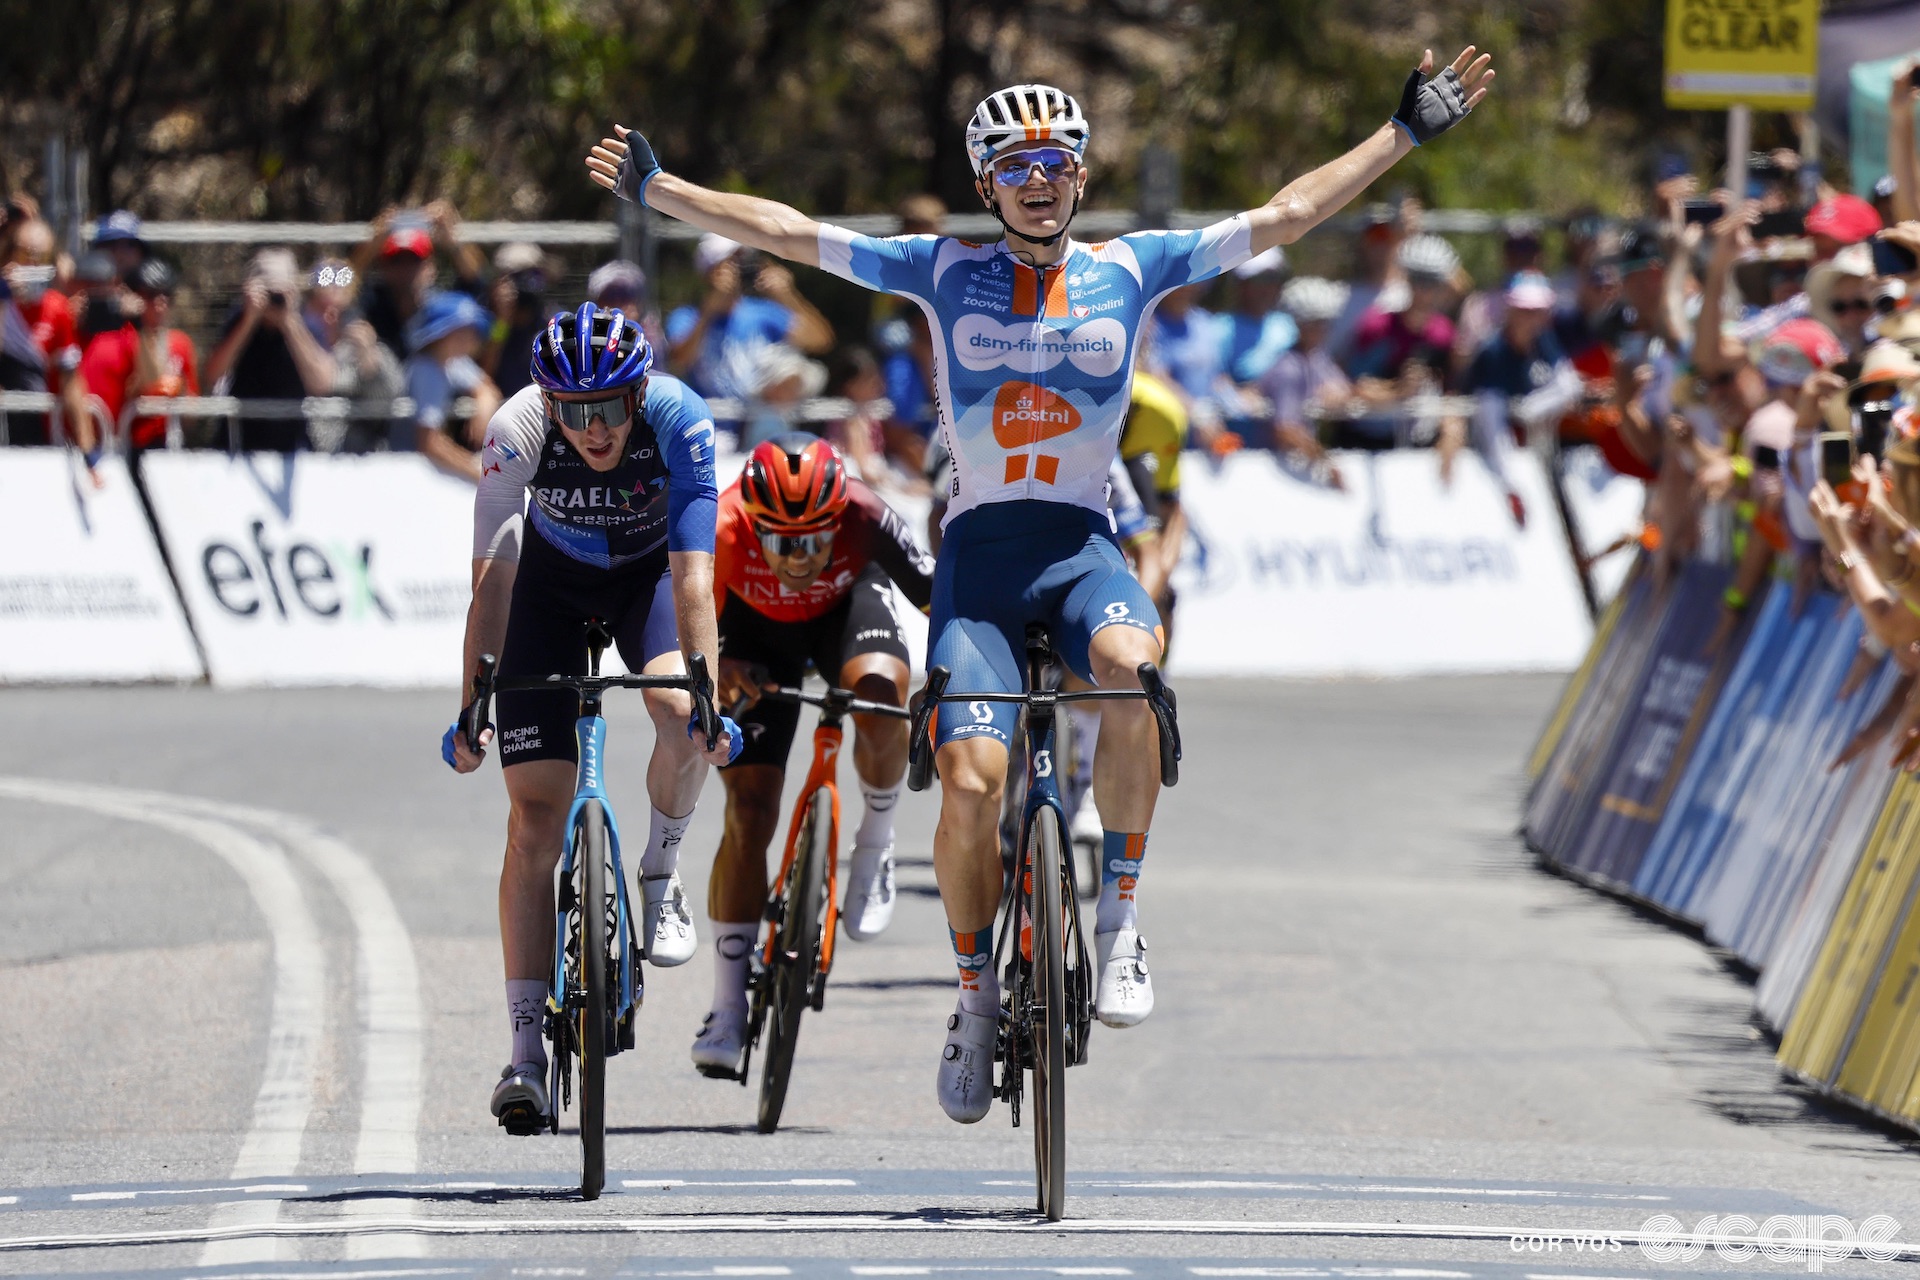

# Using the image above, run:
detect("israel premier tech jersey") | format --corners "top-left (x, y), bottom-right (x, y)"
top-left (816, 219), bottom-right (1255, 527)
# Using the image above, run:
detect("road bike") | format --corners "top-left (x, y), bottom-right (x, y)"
top-left (464, 619), bottom-right (720, 1199)
top-left (907, 623), bottom-right (1180, 1220)
top-left (703, 682), bottom-right (910, 1135)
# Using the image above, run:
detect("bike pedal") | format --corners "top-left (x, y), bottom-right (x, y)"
top-left (496, 1104), bottom-right (545, 1137)
top-left (694, 1062), bottom-right (746, 1083)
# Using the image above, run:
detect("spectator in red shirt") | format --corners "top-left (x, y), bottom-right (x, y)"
top-left (2, 217), bottom-right (86, 447)
top-left (77, 258), bottom-right (199, 454)
top-left (1339, 234), bottom-right (1460, 448)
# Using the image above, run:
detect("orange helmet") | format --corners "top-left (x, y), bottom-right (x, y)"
top-left (740, 433), bottom-right (850, 532)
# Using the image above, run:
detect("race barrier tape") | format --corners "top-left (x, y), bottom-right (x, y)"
top-left (0, 449), bottom-right (203, 683)
top-left (1527, 555), bottom-right (1920, 1136)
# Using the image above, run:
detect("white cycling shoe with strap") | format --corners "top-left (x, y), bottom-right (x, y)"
top-left (1094, 927), bottom-right (1153, 1027)
top-left (489, 1062), bottom-right (549, 1135)
top-left (841, 841), bottom-right (897, 941)
top-left (936, 1003), bottom-right (997, 1123)
top-left (691, 1007), bottom-right (749, 1079)
top-left (642, 871), bottom-right (698, 967)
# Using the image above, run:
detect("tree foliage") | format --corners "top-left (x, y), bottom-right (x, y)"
top-left (1, 0), bottom-right (1678, 221)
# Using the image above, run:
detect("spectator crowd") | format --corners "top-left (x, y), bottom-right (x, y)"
top-left (4, 57), bottom-right (1920, 600)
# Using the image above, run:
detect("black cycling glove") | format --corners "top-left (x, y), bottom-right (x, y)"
top-left (1391, 65), bottom-right (1470, 147)
top-left (614, 128), bottom-right (662, 205)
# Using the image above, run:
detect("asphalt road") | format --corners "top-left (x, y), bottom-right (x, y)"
top-left (2, 675), bottom-right (1918, 1279)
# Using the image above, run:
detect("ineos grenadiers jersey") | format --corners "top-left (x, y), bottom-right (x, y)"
top-left (816, 220), bottom-right (1255, 527)
top-left (473, 377), bottom-right (718, 568)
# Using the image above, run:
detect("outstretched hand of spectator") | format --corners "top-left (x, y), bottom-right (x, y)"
top-left (1881, 221), bottom-right (1920, 264)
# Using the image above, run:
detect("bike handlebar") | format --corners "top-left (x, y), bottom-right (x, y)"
top-left (753, 685), bottom-right (912, 721)
top-left (463, 651), bottom-right (722, 754)
top-left (906, 662), bottom-right (1181, 791)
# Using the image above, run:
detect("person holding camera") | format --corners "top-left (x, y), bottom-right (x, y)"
top-left (665, 233), bottom-right (835, 437)
top-left (204, 248), bottom-right (338, 451)
top-left (73, 257), bottom-right (199, 462)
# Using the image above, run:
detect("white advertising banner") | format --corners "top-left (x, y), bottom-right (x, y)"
top-left (141, 452), bottom-right (473, 686)
top-left (1168, 449), bottom-right (1594, 677)
top-left (0, 450), bottom-right (203, 683)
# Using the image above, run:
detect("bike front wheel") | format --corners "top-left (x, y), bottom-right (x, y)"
top-left (573, 801), bottom-right (610, 1199)
top-left (1028, 804), bottom-right (1069, 1221)
top-left (758, 786), bottom-right (830, 1134)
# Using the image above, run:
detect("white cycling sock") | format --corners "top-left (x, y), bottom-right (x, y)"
top-left (710, 922), bottom-right (756, 1017)
top-left (506, 979), bottom-right (548, 1070)
top-left (854, 778), bottom-right (901, 849)
top-left (1065, 704), bottom-right (1101, 795)
top-left (639, 806), bottom-right (692, 880)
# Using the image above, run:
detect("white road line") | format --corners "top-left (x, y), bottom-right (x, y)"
top-left (623, 1179), bottom-right (859, 1189)
top-left (170, 801), bottom-right (425, 1260)
top-left (0, 778), bottom-right (327, 1267)
top-left (8, 780), bottom-right (428, 1260)
top-left (1000, 1180), bottom-right (1667, 1202)
top-left (0, 1215), bottom-right (1914, 1255)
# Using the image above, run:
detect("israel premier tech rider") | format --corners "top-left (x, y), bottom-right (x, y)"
top-left (445, 302), bottom-right (740, 1128)
top-left (585, 46), bottom-right (1492, 1123)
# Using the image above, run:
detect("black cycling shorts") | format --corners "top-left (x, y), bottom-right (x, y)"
top-left (496, 530), bottom-right (679, 767)
top-left (720, 564), bottom-right (910, 770)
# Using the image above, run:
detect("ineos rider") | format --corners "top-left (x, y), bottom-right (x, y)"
top-left (585, 46), bottom-right (1493, 1123)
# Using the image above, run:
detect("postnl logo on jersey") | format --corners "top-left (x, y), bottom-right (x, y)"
top-left (993, 382), bottom-right (1080, 485)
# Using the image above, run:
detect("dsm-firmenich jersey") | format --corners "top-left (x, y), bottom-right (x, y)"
top-left (815, 219), bottom-right (1254, 527)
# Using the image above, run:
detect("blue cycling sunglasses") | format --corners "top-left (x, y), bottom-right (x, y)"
top-left (990, 147), bottom-right (1078, 186)
top-left (544, 390), bottom-right (636, 434)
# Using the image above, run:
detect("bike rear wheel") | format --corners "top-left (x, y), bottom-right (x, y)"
top-left (1029, 805), bottom-right (1069, 1221)
top-left (758, 786), bottom-right (830, 1134)
top-left (574, 802), bottom-right (610, 1199)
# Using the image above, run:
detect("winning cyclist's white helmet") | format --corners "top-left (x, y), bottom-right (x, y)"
top-left (966, 84), bottom-right (1090, 176)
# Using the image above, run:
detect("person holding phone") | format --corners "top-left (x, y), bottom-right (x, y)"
top-left (204, 247), bottom-right (339, 451)
top-left (664, 233), bottom-right (836, 440)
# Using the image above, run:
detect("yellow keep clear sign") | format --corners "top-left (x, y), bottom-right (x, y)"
top-left (1665, 0), bottom-right (1820, 110)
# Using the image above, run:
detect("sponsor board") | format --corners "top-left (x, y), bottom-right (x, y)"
top-left (141, 452), bottom-right (473, 686)
top-left (1168, 450), bottom-right (1593, 677)
top-left (0, 450), bottom-right (204, 683)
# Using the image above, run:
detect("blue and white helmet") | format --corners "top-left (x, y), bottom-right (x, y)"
top-left (530, 302), bottom-right (652, 394)
top-left (965, 84), bottom-right (1090, 177)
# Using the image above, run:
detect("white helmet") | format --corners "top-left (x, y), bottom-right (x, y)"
top-left (966, 84), bottom-right (1090, 177)
top-left (1282, 276), bottom-right (1350, 323)
top-left (1397, 234), bottom-right (1461, 282)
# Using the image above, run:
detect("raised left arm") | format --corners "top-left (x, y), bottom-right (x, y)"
top-left (1246, 47), bottom-right (1493, 255)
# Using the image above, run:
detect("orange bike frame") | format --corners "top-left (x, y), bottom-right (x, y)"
top-left (761, 718), bottom-right (845, 978)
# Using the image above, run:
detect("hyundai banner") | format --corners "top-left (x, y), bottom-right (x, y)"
top-left (1168, 450), bottom-right (1593, 677)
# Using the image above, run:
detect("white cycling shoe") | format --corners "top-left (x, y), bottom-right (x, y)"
top-left (691, 1007), bottom-right (749, 1079)
top-left (1069, 787), bottom-right (1103, 846)
top-left (1094, 927), bottom-right (1154, 1028)
top-left (937, 1003), bottom-right (998, 1123)
top-left (841, 842), bottom-right (896, 941)
top-left (642, 872), bottom-right (697, 967)
top-left (490, 1062), bottom-right (549, 1135)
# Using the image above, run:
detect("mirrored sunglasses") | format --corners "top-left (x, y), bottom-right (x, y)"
top-left (544, 391), bottom-right (635, 433)
top-left (990, 148), bottom-right (1077, 186)
top-left (757, 528), bottom-right (834, 560)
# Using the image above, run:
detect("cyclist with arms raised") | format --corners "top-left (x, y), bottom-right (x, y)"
top-left (691, 433), bottom-right (936, 1075)
top-left (446, 302), bottom-right (740, 1130)
top-left (585, 46), bottom-right (1493, 1122)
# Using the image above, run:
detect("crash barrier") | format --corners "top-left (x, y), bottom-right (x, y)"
top-left (1169, 447), bottom-right (1620, 677)
top-left (1525, 558), bottom-right (1920, 1136)
top-left (0, 448), bottom-right (203, 683)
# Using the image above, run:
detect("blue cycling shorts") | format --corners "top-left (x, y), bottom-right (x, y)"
top-left (929, 500), bottom-right (1162, 750)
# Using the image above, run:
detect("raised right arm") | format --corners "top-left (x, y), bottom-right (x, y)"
top-left (586, 126), bottom-right (825, 267)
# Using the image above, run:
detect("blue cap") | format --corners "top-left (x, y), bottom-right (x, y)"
top-left (406, 291), bottom-right (492, 351)
top-left (93, 210), bottom-right (145, 244)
